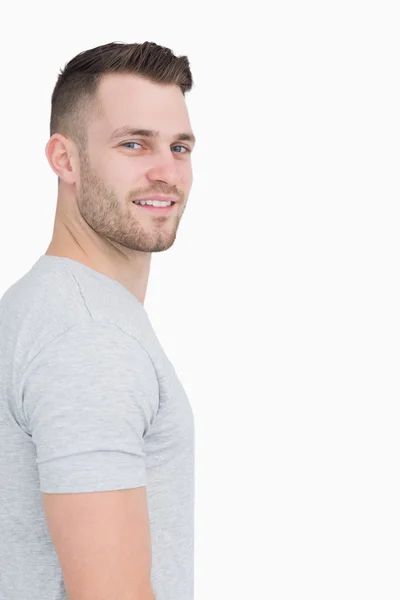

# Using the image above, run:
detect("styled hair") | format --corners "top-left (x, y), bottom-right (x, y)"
top-left (50, 41), bottom-right (194, 151)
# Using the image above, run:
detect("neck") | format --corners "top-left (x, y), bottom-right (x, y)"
top-left (45, 208), bottom-right (151, 305)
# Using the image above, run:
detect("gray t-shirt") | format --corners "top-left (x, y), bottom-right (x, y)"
top-left (0, 255), bottom-right (194, 600)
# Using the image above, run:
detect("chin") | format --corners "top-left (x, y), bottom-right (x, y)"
top-left (148, 238), bottom-right (177, 253)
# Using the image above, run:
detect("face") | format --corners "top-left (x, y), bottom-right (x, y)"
top-left (76, 73), bottom-right (195, 253)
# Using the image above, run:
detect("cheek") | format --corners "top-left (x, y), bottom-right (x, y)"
top-left (101, 156), bottom-right (141, 188)
top-left (112, 156), bottom-right (149, 186)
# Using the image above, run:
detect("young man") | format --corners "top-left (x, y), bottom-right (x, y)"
top-left (0, 41), bottom-right (196, 600)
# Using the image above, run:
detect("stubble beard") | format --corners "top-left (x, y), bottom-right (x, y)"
top-left (76, 152), bottom-right (184, 253)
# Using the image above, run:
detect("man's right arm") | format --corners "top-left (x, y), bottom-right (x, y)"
top-left (42, 486), bottom-right (156, 600)
top-left (20, 322), bottom-right (160, 599)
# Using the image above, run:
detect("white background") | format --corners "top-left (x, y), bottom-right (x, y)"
top-left (0, 1), bottom-right (399, 598)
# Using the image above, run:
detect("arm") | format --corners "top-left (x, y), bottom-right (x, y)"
top-left (42, 486), bottom-right (156, 600)
top-left (21, 322), bottom-right (160, 600)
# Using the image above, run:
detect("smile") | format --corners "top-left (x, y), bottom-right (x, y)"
top-left (132, 201), bottom-right (175, 214)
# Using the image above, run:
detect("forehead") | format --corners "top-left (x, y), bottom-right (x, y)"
top-left (90, 73), bottom-right (192, 140)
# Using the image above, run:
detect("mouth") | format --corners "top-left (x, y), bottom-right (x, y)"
top-left (132, 200), bottom-right (176, 214)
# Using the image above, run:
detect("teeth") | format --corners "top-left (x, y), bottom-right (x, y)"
top-left (134, 200), bottom-right (172, 207)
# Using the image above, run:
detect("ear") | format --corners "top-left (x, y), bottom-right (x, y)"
top-left (45, 134), bottom-right (79, 184)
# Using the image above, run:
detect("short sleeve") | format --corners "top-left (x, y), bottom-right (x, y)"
top-left (20, 322), bottom-right (159, 494)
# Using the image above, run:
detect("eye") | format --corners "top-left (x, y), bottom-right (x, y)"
top-left (172, 145), bottom-right (191, 154)
top-left (122, 142), bottom-right (142, 150)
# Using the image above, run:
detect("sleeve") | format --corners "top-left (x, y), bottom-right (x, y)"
top-left (20, 321), bottom-right (159, 494)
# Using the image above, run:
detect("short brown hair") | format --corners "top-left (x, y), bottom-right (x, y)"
top-left (50, 41), bottom-right (194, 151)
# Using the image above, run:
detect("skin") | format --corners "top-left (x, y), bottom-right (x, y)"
top-left (45, 72), bottom-right (196, 304)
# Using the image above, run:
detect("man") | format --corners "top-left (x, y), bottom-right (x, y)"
top-left (0, 41), bottom-right (196, 600)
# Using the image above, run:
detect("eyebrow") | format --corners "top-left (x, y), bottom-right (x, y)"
top-left (109, 126), bottom-right (196, 146)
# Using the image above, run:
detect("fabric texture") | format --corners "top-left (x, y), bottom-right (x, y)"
top-left (0, 255), bottom-right (194, 600)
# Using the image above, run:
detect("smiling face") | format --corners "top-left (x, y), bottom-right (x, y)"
top-left (75, 73), bottom-right (195, 253)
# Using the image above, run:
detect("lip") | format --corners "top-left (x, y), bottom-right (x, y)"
top-left (133, 195), bottom-right (178, 203)
top-left (131, 199), bottom-right (176, 214)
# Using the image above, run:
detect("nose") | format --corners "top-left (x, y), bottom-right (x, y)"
top-left (146, 153), bottom-right (180, 186)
